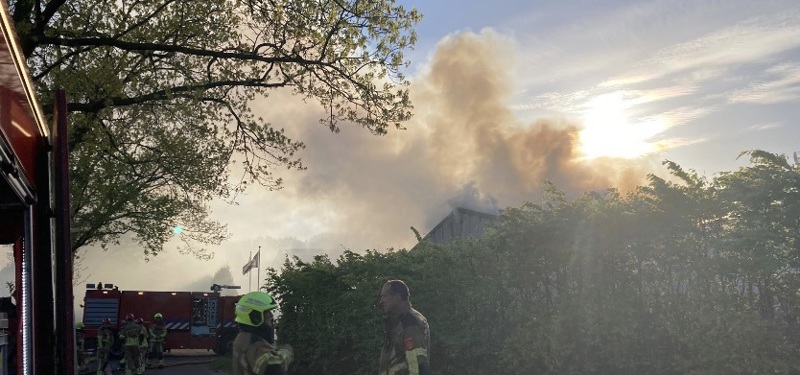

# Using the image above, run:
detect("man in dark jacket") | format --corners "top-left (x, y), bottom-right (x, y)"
top-left (378, 280), bottom-right (431, 375)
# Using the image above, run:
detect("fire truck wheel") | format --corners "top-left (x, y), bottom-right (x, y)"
top-left (214, 334), bottom-right (235, 356)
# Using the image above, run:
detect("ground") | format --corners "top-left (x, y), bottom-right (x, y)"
top-left (81, 349), bottom-right (230, 375)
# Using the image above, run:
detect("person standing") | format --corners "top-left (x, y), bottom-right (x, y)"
top-left (231, 291), bottom-right (294, 375)
top-left (96, 318), bottom-right (114, 375)
top-left (75, 322), bottom-right (86, 371)
top-left (378, 280), bottom-right (431, 375)
top-left (137, 318), bottom-right (150, 373)
top-left (119, 314), bottom-right (143, 375)
top-left (149, 313), bottom-right (167, 369)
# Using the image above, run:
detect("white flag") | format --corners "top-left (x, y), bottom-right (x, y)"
top-left (242, 251), bottom-right (261, 275)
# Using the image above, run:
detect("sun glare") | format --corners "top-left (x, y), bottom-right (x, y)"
top-left (578, 92), bottom-right (665, 159)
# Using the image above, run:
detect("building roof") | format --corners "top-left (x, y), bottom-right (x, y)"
top-left (422, 207), bottom-right (498, 244)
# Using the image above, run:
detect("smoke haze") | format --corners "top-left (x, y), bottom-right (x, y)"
top-left (62, 30), bottom-right (658, 301)
top-left (278, 30), bottom-right (655, 244)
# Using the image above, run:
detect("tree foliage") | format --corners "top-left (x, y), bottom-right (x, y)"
top-left (9, 0), bottom-right (421, 256)
top-left (266, 151), bottom-right (800, 374)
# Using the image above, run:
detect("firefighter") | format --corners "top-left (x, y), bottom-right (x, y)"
top-left (97, 318), bottom-right (114, 375)
top-left (75, 322), bottom-right (86, 370)
top-left (231, 291), bottom-right (294, 375)
top-left (149, 313), bottom-right (167, 369)
top-left (378, 280), bottom-right (431, 375)
top-left (137, 318), bottom-right (150, 373)
top-left (119, 313), bottom-right (143, 375)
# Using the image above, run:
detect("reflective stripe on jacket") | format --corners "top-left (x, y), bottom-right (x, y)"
top-left (97, 328), bottom-right (114, 349)
top-left (150, 324), bottom-right (167, 342)
top-left (119, 322), bottom-right (142, 347)
top-left (379, 307), bottom-right (431, 375)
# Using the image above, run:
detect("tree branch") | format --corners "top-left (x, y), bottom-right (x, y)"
top-left (38, 34), bottom-right (317, 65)
top-left (114, 0), bottom-right (180, 40)
top-left (40, 0), bottom-right (66, 28)
top-left (33, 45), bottom-right (95, 80)
top-left (68, 78), bottom-right (289, 113)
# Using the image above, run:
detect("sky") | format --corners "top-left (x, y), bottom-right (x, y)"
top-left (4, 0), bottom-right (800, 304)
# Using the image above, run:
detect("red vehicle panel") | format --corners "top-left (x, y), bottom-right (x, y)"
top-left (82, 284), bottom-right (241, 356)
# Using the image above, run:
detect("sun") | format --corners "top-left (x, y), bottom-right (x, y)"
top-left (578, 92), bottom-right (665, 159)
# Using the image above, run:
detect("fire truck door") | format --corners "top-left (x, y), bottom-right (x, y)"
top-left (190, 296), bottom-right (218, 336)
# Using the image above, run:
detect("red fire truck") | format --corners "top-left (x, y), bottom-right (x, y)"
top-left (82, 283), bottom-right (242, 357)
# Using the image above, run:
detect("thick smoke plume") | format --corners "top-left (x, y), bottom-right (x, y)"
top-left (65, 31), bottom-right (658, 298)
top-left (282, 30), bottom-right (655, 248)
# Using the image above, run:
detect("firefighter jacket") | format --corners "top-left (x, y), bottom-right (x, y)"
top-left (139, 324), bottom-right (150, 347)
top-left (76, 330), bottom-right (85, 351)
top-left (231, 331), bottom-right (293, 375)
top-left (150, 323), bottom-right (167, 343)
top-left (97, 327), bottom-right (114, 350)
top-left (379, 306), bottom-right (431, 375)
top-left (119, 321), bottom-right (143, 347)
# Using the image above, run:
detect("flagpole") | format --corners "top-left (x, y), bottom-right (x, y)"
top-left (257, 246), bottom-right (261, 291)
top-left (248, 250), bottom-right (252, 292)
